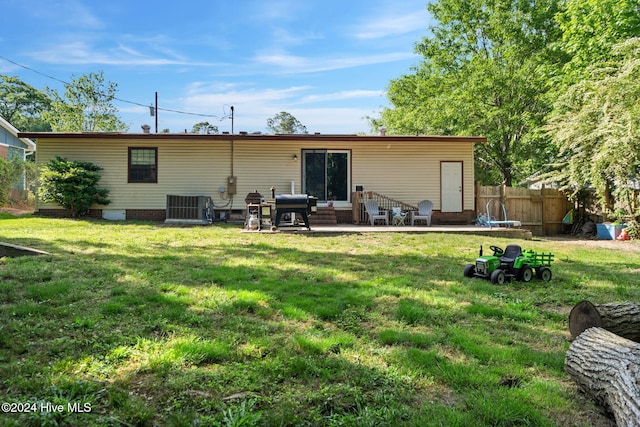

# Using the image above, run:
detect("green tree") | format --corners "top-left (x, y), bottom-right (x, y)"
top-left (266, 112), bottom-right (308, 134)
top-left (191, 121), bottom-right (219, 134)
top-left (38, 157), bottom-right (111, 217)
top-left (0, 74), bottom-right (52, 131)
top-left (555, 0), bottom-right (640, 86)
top-left (546, 38), bottom-right (640, 219)
top-left (378, 0), bottom-right (563, 185)
top-left (43, 71), bottom-right (128, 132)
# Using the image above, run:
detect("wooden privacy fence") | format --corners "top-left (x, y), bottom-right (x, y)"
top-left (476, 183), bottom-right (573, 236)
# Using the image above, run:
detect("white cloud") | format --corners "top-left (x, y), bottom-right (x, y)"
top-left (354, 10), bottom-right (428, 40)
top-left (300, 90), bottom-right (384, 104)
top-left (180, 85), bottom-right (311, 110)
top-left (167, 83), bottom-right (387, 134)
top-left (270, 27), bottom-right (324, 47)
top-left (252, 51), bottom-right (416, 74)
top-left (28, 41), bottom-right (223, 67)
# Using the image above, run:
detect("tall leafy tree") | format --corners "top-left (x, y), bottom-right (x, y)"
top-left (43, 71), bottom-right (128, 132)
top-left (266, 111), bottom-right (308, 134)
top-left (0, 74), bottom-right (52, 131)
top-left (546, 38), bottom-right (640, 219)
top-left (378, 0), bottom-right (564, 185)
top-left (555, 0), bottom-right (640, 86)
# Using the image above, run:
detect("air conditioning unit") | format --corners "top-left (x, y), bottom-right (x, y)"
top-left (165, 195), bottom-right (213, 225)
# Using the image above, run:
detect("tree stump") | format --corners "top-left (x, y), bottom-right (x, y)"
top-left (569, 301), bottom-right (640, 342)
top-left (565, 327), bottom-right (640, 426)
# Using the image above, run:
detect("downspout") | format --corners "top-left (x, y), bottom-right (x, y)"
top-left (230, 105), bottom-right (234, 178)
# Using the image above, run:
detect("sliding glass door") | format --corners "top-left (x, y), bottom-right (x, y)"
top-left (303, 150), bottom-right (350, 203)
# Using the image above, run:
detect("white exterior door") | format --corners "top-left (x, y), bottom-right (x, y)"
top-left (441, 161), bottom-right (463, 212)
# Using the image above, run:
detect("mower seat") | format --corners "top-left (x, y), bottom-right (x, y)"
top-left (500, 245), bottom-right (522, 267)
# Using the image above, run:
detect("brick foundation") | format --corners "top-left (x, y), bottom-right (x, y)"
top-left (37, 208), bottom-right (166, 221)
top-left (36, 208), bottom-right (102, 219)
top-left (335, 210), bottom-right (353, 224)
top-left (431, 210), bottom-right (475, 225)
top-left (125, 210), bottom-right (166, 221)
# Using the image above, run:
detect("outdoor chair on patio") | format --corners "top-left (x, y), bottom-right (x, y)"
top-left (411, 199), bottom-right (433, 226)
top-left (364, 200), bottom-right (389, 226)
top-left (391, 207), bottom-right (408, 226)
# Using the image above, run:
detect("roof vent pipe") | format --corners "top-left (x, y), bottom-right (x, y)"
top-left (141, 124), bottom-right (151, 134)
top-left (378, 126), bottom-right (387, 136)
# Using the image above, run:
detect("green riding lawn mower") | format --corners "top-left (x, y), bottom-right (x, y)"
top-left (463, 244), bottom-right (554, 284)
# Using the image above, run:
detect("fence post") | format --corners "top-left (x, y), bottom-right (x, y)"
top-left (541, 184), bottom-right (546, 236)
top-left (475, 181), bottom-right (481, 216)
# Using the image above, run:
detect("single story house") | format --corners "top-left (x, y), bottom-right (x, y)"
top-left (18, 132), bottom-right (486, 224)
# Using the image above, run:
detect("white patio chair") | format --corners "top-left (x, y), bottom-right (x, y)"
top-left (364, 200), bottom-right (389, 225)
top-left (411, 200), bottom-right (433, 226)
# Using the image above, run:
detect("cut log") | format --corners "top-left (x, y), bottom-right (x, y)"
top-left (569, 300), bottom-right (602, 339)
top-left (565, 327), bottom-right (640, 427)
top-left (594, 303), bottom-right (640, 343)
top-left (569, 301), bottom-right (640, 342)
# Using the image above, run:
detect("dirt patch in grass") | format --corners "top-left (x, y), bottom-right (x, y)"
top-left (544, 235), bottom-right (640, 252)
top-left (0, 204), bottom-right (34, 217)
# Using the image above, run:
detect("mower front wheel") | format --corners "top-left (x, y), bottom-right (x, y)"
top-left (490, 269), bottom-right (506, 285)
top-left (463, 264), bottom-right (476, 278)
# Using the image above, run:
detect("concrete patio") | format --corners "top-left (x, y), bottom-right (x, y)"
top-left (244, 224), bottom-right (534, 239)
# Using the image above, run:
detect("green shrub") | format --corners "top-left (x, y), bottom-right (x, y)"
top-left (38, 156), bottom-right (110, 217)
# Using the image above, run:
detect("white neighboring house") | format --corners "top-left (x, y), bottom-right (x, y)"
top-left (0, 115), bottom-right (36, 193)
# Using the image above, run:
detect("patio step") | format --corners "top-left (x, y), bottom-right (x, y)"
top-left (310, 207), bottom-right (337, 225)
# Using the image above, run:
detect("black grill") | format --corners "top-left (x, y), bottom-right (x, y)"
top-left (274, 194), bottom-right (318, 230)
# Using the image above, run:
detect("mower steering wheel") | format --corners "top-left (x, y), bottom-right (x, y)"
top-left (489, 245), bottom-right (504, 255)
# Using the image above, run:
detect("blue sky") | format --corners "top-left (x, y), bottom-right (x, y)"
top-left (1, 0), bottom-right (432, 134)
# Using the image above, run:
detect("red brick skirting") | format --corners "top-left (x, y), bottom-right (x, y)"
top-left (125, 210), bottom-right (166, 221)
top-left (36, 209), bottom-right (165, 221)
top-left (36, 209), bottom-right (102, 219)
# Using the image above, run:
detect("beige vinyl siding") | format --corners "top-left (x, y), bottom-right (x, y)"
top-left (36, 138), bottom-right (232, 210)
top-left (35, 136), bottom-right (476, 211)
top-left (234, 139), bottom-right (474, 209)
top-left (348, 141), bottom-right (474, 210)
top-left (233, 141), bottom-right (303, 198)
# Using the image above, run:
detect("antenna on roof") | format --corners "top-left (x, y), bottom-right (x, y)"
top-left (231, 106), bottom-right (234, 134)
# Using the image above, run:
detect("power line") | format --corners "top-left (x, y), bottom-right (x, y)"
top-left (0, 54), bottom-right (231, 120)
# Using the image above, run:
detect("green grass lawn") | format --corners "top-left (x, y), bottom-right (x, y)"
top-left (1, 215), bottom-right (638, 426)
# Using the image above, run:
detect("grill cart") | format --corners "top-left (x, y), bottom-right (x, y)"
top-left (274, 194), bottom-right (317, 230)
top-left (463, 244), bottom-right (554, 284)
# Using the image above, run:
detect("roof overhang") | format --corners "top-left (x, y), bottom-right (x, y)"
top-left (17, 132), bottom-right (487, 144)
top-left (1, 116), bottom-right (36, 153)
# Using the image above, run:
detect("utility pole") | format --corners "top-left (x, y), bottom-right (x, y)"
top-left (155, 92), bottom-right (158, 133)
top-left (230, 105), bottom-right (234, 134)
